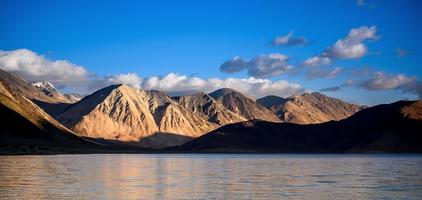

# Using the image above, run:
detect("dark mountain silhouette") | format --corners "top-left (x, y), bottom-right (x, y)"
top-left (0, 78), bottom-right (90, 153)
top-left (177, 100), bottom-right (422, 153)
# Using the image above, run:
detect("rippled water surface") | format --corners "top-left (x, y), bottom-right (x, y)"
top-left (0, 154), bottom-right (421, 199)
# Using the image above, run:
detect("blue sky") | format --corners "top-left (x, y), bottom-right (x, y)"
top-left (1, 0), bottom-right (421, 105)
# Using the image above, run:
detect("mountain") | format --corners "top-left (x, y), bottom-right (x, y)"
top-left (57, 85), bottom-right (218, 148)
top-left (0, 70), bottom-right (81, 118)
top-left (256, 95), bottom-right (286, 108)
top-left (177, 100), bottom-right (422, 153)
top-left (257, 92), bottom-right (363, 124)
top-left (0, 69), bottom-right (65, 103)
top-left (208, 88), bottom-right (281, 123)
top-left (0, 78), bottom-right (89, 153)
top-left (173, 92), bottom-right (246, 126)
top-left (31, 81), bottom-right (80, 103)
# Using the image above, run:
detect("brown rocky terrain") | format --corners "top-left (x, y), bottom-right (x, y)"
top-left (57, 85), bottom-right (220, 148)
top-left (31, 81), bottom-right (80, 103)
top-left (257, 92), bottom-right (363, 124)
top-left (173, 92), bottom-right (246, 126)
top-left (0, 78), bottom-right (90, 153)
top-left (209, 88), bottom-right (281, 123)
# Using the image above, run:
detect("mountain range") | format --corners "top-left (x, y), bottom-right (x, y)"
top-left (178, 100), bottom-right (422, 153)
top-left (0, 69), bottom-right (421, 154)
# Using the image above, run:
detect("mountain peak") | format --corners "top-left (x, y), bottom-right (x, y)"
top-left (208, 88), bottom-right (281, 123)
top-left (267, 91), bottom-right (364, 124)
top-left (31, 81), bottom-right (56, 90)
top-left (30, 81), bottom-right (63, 98)
top-left (57, 84), bottom-right (218, 148)
top-left (208, 88), bottom-right (242, 98)
top-left (174, 92), bottom-right (245, 126)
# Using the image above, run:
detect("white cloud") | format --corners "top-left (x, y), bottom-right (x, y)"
top-left (303, 56), bottom-right (331, 66)
top-left (143, 73), bottom-right (208, 92)
top-left (142, 73), bottom-right (303, 98)
top-left (324, 25), bottom-right (379, 59)
top-left (359, 72), bottom-right (413, 90)
top-left (350, 71), bottom-right (422, 98)
top-left (273, 31), bottom-right (308, 47)
top-left (303, 25), bottom-right (379, 66)
top-left (220, 53), bottom-right (294, 78)
top-left (0, 49), bottom-right (304, 98)
top-left (0, 49), bottom-right (89, 88)
top-left (107, 73), bottom-right (143, 88)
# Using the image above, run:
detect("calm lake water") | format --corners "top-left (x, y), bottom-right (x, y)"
top-left (0, 154), bottom-right (421, 199)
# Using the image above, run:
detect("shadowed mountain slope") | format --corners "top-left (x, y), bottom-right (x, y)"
top-left (0, 79), bottom-right (92, 154)
top-left (178, 100), bottom-right (422, 153)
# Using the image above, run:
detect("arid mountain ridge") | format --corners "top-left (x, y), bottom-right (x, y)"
top-left (0, 69), bottom-right (365, 148)
top-left (178, 100), bottom-right (422, 153)
top-left (257, 92), bottom-right (364, 124)
top-left (1, 69), bottom-right (421, 153)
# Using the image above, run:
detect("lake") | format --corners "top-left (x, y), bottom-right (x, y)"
top-left (0, 154), bottom-right (421, 199)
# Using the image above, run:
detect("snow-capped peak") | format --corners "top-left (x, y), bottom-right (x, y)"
top-left (31, 81), bottom-right (56, 90)
top-left (30, 81), bottom-right (60, 97)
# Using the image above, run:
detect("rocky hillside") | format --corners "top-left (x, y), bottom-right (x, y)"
top-left (0, 69), bottom-right (66, 103)
top-left (57, 85), bottom-right (219, 148)
top-left (31, 81), bottom-right (80, 103)
top-left (257, 92), bottom-right (363, 124)
top-left (0, 70), bottom-right (82, 118)
top-left (0, 78), bottom-right (89, 153)
top-left (57, 86), bottom-right (288, 148)
top-left (209, 88), bottom-right (281, 123)
top-left (178, 100), bottom-right (422, 153)
top-left (173, 92), bottom-right (246, 126)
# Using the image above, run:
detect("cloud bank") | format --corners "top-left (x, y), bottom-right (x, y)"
top-left (94, 73), bottom-right (303, 98)
top-left (324, 70), bottom-right (422, 98)
top-left (0, 49), bottom-right (303, 98)
top-left (0, 49), bottom-right (90, 88)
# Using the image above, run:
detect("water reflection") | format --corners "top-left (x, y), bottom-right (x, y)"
top-left (0, 155), bottom-right (421, 199)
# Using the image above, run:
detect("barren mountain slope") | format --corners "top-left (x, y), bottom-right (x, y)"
top-left (58, 85), bottom-right (218, 148)
top-left (209, 88), bottom-right (281, 123)
top-left (173, 92), bottom-right (246, 125)
top-left (0, 69), bottom-right (67, 103)
top-left (178, 100), bottom-right (422, 153)
top-left (0, 80), bottom-right (85, 146)
top-left (259, 92), bottom-right (363, 124)
top-left (58, 85), bottom-right (158, 141)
